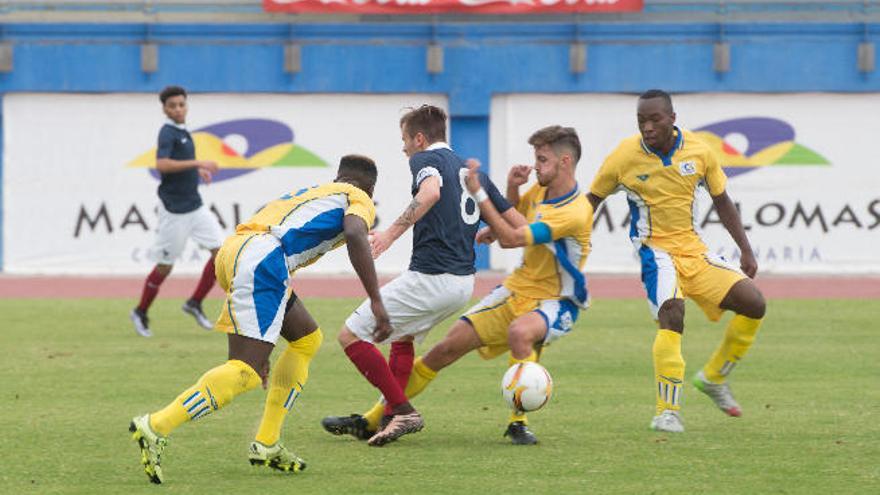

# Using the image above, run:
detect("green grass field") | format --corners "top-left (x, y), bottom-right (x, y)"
top-left (1, 297), bottom-right (878, 494)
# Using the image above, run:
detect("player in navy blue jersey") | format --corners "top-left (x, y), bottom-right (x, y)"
top-left (323, 105), bottom-right (526, 446)
top-left (130, 86), bottom-right (225, 337)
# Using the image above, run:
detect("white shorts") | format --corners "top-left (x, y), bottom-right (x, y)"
top-left (345, 270), bottom-right (474, 344)
top-left (149, 203), bottom-right (225, 265)
top-left (216, 234), bottom-right (291, 344)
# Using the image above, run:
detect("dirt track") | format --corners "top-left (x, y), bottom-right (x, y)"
top-left (0, 274), bottom-right (876, 299)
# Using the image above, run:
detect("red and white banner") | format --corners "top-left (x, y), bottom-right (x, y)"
top-left (264, 0), bottom-right (642, 15)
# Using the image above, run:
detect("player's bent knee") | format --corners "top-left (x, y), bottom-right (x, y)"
top-left (724, 280), bottom-right (766, 319)
top-left (507, 324), bottom-right (531, 347)
top-left (337, 327), bottom-right (359, 348)
top-left (743, 290), bottom-right (766, 319)
top-left (657, 300), bottom-right (685, 332)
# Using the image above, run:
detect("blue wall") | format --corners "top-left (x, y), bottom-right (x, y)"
top-left (1, 22), bottom-right (878, 269)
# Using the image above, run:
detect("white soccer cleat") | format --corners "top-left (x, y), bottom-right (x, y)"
top-left (129, 308), bottom-right (152, 337)
top-left (650, 409), bottom-right (685, 433)
top-left (693, 370), bottom-right (742, 417)
top-left (182, 299), bottom-right (213, 330)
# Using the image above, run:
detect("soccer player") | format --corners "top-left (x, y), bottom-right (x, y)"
top-left (359, 125), bottom-right (592, 445)
top-left (587, 89), bottom-right (767, 433)
top-left (129, 155), bottom-right (391, 484)
top-left (322, 105), bottom-right (520, 446)
top-left (130, 85), bottom-right (225, 337)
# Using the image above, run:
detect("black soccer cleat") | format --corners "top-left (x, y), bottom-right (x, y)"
top-left (504, 421), bottom-right (538, 445)
top-left (321, 414), bottom-right (375, 440)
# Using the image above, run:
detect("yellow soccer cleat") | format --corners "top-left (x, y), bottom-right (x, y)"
top-left (248, 441), bottom-right (306, 473)
top-left (129, 414), bottom-right (168, 484)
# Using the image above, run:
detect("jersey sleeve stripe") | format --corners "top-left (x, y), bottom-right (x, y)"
top-left (415, 166), bottom-right (443, 188)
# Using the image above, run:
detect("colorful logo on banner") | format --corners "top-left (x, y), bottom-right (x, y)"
top-left (127, 118), bottom-right (327, 182)
top-left (694, 117), bottom-right (829, 177)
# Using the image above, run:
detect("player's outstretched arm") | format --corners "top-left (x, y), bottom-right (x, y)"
top-left (370, 176), bottom-right (441, 259)
top-left (465, 159), bottom-right (529, 248)
top-left (712, 191), bottom-right (758, 278)
top-left (476, 172), bottom-right (527, 244)
top-left (344, 214), bottom-right (393, 341)
top-left (476, 194), bottom-right (528, 245)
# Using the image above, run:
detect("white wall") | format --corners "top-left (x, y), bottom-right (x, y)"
top-left (3, 93), bottom-right (447, 274)
top-left (490, 93), bottom-right (880, 274)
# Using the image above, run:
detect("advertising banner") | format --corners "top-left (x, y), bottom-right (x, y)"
top-left (3, 93), bottom-right (447, 274)
top-left (490, 94), bottom-right (880, 274)
top-left (264, 0), bottom-right (643, 15)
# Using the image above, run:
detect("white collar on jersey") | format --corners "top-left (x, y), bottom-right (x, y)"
top-left (165, 118), bottom-right (188, 130)
top-left (426, 142), bottom-right (451, 151)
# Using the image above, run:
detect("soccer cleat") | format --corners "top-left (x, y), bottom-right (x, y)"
top-left (129, 414), bottom-right (168, 484)
top-left (367, 411), bottom-right (424, 447)
top-left (248, 441), bottom-right (306, 473)
top-left (693, 370), bottom-right (742, 417)
top-left (182, 299), bottom-right (213, 330)
top-left (320, 414), bottom-right (375, 440)
top-left (504, 421), bottom-right (538, 445)
top-left (650, 409), bottom-right (685, 433)
top-left (130, 308), bottom-right (152, 338)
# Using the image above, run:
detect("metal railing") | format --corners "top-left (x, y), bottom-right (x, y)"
top-left (0, 1), bottom-right (876, 22)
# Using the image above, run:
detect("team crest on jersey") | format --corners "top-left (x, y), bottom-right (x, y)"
top-left (559, 311), bottom-right (573, 330)
top-left (637, 174), bottom-right (649, 181)
top-left (678, 161), bottom-right (696, 176)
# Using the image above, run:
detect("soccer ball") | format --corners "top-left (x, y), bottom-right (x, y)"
top-left (501, 362), bottom-right (553, 412)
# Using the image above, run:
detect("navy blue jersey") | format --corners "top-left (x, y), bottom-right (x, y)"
top-left (408, 145), bottom-right (511, 276)
top-left (156, 122), bottom-right (201, 213)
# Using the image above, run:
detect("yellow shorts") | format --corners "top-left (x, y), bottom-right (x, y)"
top-left (639, 245), bottom-right (746, 322)
top-left (462, 285), bottom-right (580, 360)
top-left (215, 233), bottom-right (293, 343)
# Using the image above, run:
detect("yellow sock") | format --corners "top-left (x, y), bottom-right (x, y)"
top-left (703, 315), bottom-right (762, 384)
top-left (507, 351), bottom-right (537, 424)
top-left (361, 356), bottom-right (438, 431)
top-left (254, 329), bottom-right (323, 446)
top-left (406, 356), bottom-right (438, 398)
top-left (653, 329), bottom-right (685, 415)
top-left (150, 359), bottom-right (261, 437)
top-left (362, 401), bottom-right (385, 432)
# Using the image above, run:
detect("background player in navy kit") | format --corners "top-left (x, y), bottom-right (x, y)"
top-left (325, 105), bottom-right (523, 446)
top-left (129, 86), bottom-right (226, 337)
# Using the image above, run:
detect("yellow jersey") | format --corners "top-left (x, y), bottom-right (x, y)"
top-left (504, 183), bottom-right (593, 308)
top-left (590, 128), bottom-right (727, 256)
top-left (235, 182), bottom-right (375, 273)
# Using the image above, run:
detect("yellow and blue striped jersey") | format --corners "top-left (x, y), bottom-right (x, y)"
top-left (590, 128), bottom-right (727, 256)
top-left (504, 183), bottom-right (593, 308)
top-left (235, 182), bottom-right (375, 274)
